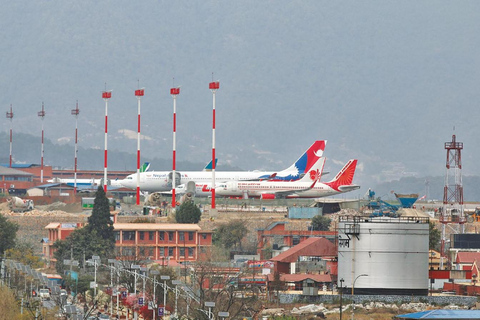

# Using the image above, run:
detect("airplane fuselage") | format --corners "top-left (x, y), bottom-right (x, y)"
top-left (119, 170), bottom-right (300, 193)
top-left (215, 180), bottom-right (353, 199)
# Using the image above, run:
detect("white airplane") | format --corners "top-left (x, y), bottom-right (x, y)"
top-left (215, 159), bottom-right (359, 199)
top-left (47, 162), bottom-right (152, 189)
top-left (119, 140), bottom-right (327, 192)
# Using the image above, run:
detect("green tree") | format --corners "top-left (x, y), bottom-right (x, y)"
top-left (0, 214), bottom-right (19, 255)
top-left (6, 241), bottom-right (43, 269)
top-left (0, 285), bottom-right (20, 319)
top-left (429, 222), bottom-right (441, 251)
top-left (214, 220), bottom-right (248, 251)
top-left (53, 228), bottom-right (114, 274)
top-left (175, 201), bottom-right (202, 223)
top-left (311, 214), bottom-right (331, 231)
top-left (86, 186), bottom-right (114, 246)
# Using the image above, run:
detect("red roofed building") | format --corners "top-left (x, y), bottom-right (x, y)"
top-left (267, 273), bottom-right (332, 291)
top-left (455, 251), bottom-right (480, 270)
top-left (43, 222), bottom-right (213, 267)
top-left (256, 221), bottom-right (336, 259)
top-left (42, 222), bottom-right (84, 267)
top-left (270, 237), bottom-right (337, 275)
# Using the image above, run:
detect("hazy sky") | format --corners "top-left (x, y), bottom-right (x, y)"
top-left (1, 1), bottom-right (479, 195)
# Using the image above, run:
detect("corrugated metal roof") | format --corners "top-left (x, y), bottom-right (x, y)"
top-left (0, 166), bottom-right (33, 176)
top-left (1, 163), bottom-right (38, 168)
top-left (395, 310), bottom-right (480, 319)
top-left (32, 183), bottom-right (74, 189)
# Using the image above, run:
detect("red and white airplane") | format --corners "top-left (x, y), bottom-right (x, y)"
top-left (119, 140), bottom-right (327, 192)
top-left (215, 159), bottom-right (359, 199)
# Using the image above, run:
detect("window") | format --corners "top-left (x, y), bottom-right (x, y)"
top-left (168, 247), bottom-right (174, 257)
top-left (148, 247), bottom-right (153, 257)
top-left (139, 231), bottom-right (144, 240)
top-left (159, 247), bottom-right (165, 257)
top-left (123, 231), bottom-right (135, 241)
top-left (168, 232), bottom-right (174, 241)
top-left (159, 231), bottom-right (164, 241)
top-left (188, 232), bottom-right (194, 241)
top-left (149, 231), bottom-right (154, 241)
top-left (123, 247), bottom-right (134, 256)
top-left (188, 247), bottom-right (194, 257)
top-left (179, 232), bottom-right (184, 241)
top-left (139, 247), bottom-right (145, 256)
top-left (180, 247), bottom-right (185, 257)
top-left (114, 232), bottom-right (120, 241)
top-left (292, 236), bottom-right (300, 246)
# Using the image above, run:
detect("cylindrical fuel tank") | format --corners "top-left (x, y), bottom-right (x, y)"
top-left (338, 216), bottom-right (429, 295)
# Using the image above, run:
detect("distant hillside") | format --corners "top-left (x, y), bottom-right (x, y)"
top-left (372, 175), bottom-right (480, 203)
top-left (0, 132), bottom-right (241, 171)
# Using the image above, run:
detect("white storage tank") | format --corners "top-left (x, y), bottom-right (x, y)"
top-left (338, 216), bottom-right (429, 295)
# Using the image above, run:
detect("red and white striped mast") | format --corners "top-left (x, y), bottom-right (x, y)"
top-left (209, 80), bottom-right (220, 209)
top-left (135, 88), bottom-right (145, 205)
top-left (38, 103), bottom-right (46, 183)
top-left (71, 101), bottom-right (80, 195)
top-left (102, 90), bottom-right (112, 192)
top-left (6, 105), bottom-right (13, 168)
top-left (170, 85), bottom-right (180, 208)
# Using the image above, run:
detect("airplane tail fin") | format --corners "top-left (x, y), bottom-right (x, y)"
top-left (283, 140), bottom-right (327, 174)
top-left (203, 159), bottom-right (218, 172)
top-left (299, 157), bottom-right (326, 183)
top-left (140, 162), bottom-right (151, 173)
top-left (325, 159), bottom-right (358, 191)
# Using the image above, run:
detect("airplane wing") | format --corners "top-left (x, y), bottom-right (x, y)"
top-left (242, 173), bottom-right (278, 181)
top-left (261, 180), bottom-right (318, 199)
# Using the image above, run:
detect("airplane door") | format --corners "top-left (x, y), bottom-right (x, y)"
top-left (167, 171), bottom-right (181, 188)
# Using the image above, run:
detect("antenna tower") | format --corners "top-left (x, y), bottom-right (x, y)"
top-left (38, 103), bottom-right (46, 183)
top-left (6, 105), bottom-right (13, 168)
top-left (170, 86), bottom-right (180, 208)
top-left (135, 88), bottom-right (145, 205)
top-left (71, 102), bottom-right (80, 194)
top-left (102, 90), bottom-right (112, 192)
top-left (209, 80), bottom-right (220, 210)
top-left (440, 134), bottom-right (465, 260)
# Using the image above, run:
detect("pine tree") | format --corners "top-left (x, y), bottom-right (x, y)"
top-left (0, 214), bottom-right (19, 255)
top-left (86, 186), bottom-right (114, 246)
top-left (175, 201), bottom-right (202, 223)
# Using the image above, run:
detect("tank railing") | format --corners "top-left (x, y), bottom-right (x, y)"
top-left (338, 215), bottom-right (430, 224)
top-left (343, 223), bottom-right (360, 235)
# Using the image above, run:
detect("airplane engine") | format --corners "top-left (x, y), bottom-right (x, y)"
top-left (178, 181), bottom-right (196, 204)
top-left (184, 181), bottom-right (196, 197)
top-left (260, 194), bottom-right (276, 200)
top-left (145, 192), bottom-right (164, 206)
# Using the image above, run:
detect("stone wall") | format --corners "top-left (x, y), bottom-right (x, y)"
top-left (279, 293), bottom-right (477, 307)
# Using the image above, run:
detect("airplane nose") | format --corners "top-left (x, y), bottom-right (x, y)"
top-left (119, 179), bottom-right (134, 189)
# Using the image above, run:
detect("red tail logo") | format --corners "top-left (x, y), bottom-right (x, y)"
top-left (309, 169), bottom-right (320, 181)
top-left (325, 160), bottom-right (357, 191)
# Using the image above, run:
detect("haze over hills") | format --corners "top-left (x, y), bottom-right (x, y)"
top-left (1, 1), bottom-right (479, 199)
